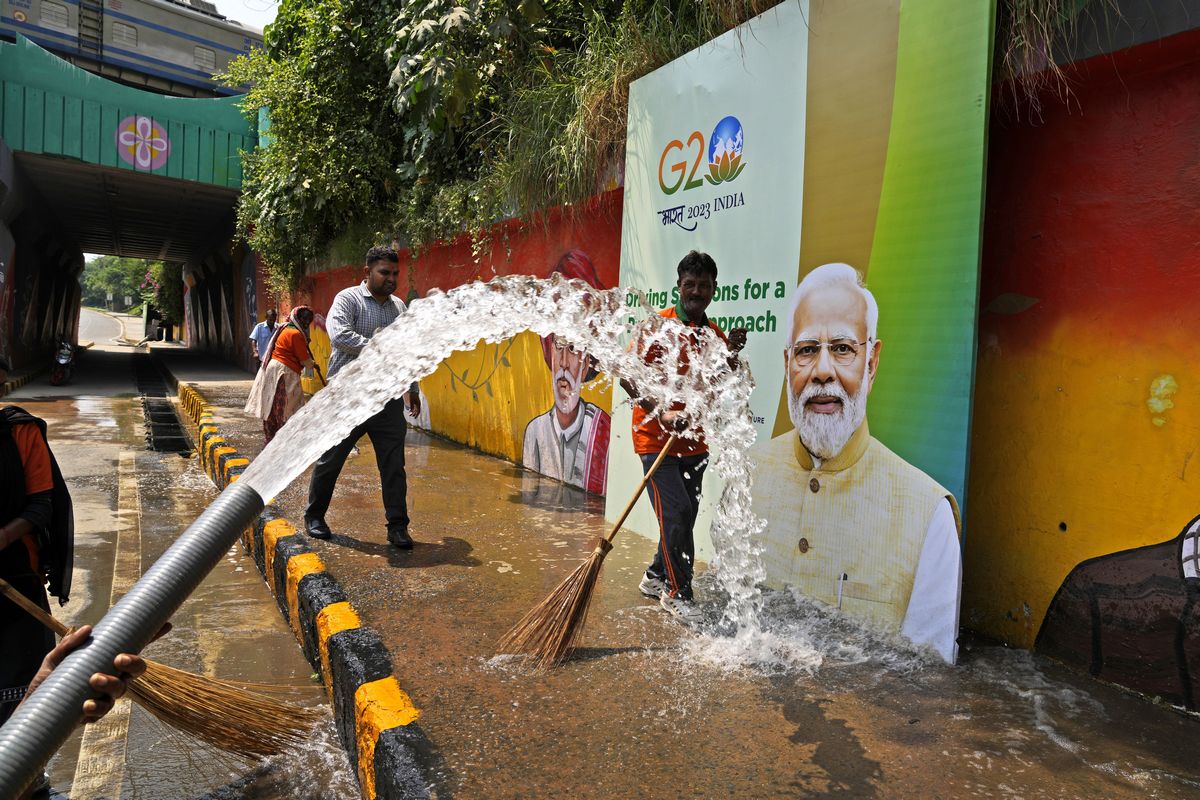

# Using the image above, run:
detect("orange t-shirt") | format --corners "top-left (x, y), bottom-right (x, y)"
top-left (631, 307), bottom-right (728, 456)
top-left (270, 327), bottom-right (310, 374)
top-left (13, 423), bottom-right (53, 495)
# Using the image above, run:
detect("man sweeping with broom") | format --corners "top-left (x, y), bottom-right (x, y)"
top-left (620, 251), bottom-right (747, 623)
top-left (500, 251), bottom-right (747, 666)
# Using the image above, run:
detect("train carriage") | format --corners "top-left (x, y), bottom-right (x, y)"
top-left (0, 0), bottom-right (261, 97)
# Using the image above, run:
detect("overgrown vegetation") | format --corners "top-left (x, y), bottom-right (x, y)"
top-left (224, 0), bottom-right (778, 288)
top-left (228, 0), bottom-right (1108, 287)
top-left (995, 0), bottom-right (1120, 118)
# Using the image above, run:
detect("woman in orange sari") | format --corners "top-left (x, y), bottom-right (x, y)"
top-left (244, 306), bottom-right (316, 444)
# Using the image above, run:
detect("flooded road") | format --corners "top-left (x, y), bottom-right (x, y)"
top-left (7, 316), bottom-right (355, 799)
top-left (168, 342), bottom-right (1200, 800)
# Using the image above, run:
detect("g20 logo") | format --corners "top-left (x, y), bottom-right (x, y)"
top-left (658, 115), bottom-right (746, 195)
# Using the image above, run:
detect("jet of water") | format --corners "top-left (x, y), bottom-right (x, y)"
top-left (240, 276), bottom-right (766, 641)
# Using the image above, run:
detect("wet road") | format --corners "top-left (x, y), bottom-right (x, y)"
top-left (172, 345), bottom-right (1200, 800)
top-left (78, 308), bottom-right (124, 346)
top-left (6, 315), bottom-right (355, 799)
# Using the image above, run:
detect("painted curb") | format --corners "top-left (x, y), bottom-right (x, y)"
top-left (0, 367), bottom-right (45, 399)
top-left (171, 377), bottom-right (432, 800)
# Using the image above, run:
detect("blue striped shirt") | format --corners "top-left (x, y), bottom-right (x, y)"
top-left (326, 281), bottom-right (410, 380)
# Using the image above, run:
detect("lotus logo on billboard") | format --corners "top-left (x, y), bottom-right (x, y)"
top-left (656, 115), bottom-right (747, 232)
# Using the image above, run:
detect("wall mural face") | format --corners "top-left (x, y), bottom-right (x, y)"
top-left (291, 198), bottom-right (621, 496)
top-left (521, 250), bottom-right (610, 495)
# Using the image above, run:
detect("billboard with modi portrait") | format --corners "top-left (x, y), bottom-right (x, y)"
top-left (607, 0), bottom-right (994, 661)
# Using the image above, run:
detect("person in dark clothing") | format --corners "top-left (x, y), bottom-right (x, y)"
top-left (0, 357), bottom-right (74, 725)
top-left (619, 252), bottom-right (747, 622)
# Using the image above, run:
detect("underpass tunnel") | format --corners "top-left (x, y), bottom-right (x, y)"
top-left (0, 35), bottom-right (261, 373)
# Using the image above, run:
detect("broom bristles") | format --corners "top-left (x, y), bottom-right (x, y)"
top-left (498, 538), bottom-right (613, 668)
top-left (128, 660), bottom-right (323, 759)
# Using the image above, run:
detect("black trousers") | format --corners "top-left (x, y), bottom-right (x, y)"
top-left (642, 452), bottom-right (707, 601)
top-left (0, 543), bottom-right (54, 724)
top-left (306, 397), bottom-right (409, 530)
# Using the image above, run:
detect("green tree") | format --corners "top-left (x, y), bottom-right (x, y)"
top-left (154, 264), bottom-right (185, 325)
top-left (224, 0), bottom-right (406, 286)
top-left (224, 0), bottom-right (776, 286)
top-left (81, 256), bottom-right (159, 310)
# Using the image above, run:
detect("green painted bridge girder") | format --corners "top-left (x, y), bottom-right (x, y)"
top-left (0, 36), bottom-right (256, 188)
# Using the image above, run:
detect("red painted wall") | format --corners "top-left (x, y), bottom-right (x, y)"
top-left (965, 27), bottom-right (1200, 706)
top-left (293, 189), bottom-right (623, 314)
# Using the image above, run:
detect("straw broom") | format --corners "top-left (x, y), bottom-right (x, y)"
top-left (0, 577), bottom-right (321, 759)
top-left (499, 434), bottom-right (677, 668)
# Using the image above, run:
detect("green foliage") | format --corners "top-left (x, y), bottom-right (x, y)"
top-left (995, 0), bottom-right (1119, 118)
top-left (81, 256), bottom-right (161, 310)
top-left (225, 0), bottom-right (779, 284)
top-left (223, 0), bottom-right (404, 287)
top-left (155, 264), bottom-right (185, 325)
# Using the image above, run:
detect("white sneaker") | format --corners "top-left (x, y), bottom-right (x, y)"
top-left (638, 573), bottom-right (668, 598)
top-left (659, 593), bottom-right (703, 623)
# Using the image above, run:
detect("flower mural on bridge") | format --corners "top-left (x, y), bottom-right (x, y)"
top-left (115, 115), bottom-right (171, 170)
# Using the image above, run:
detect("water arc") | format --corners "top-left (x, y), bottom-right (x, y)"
top-left (0, 276), bottom-right (764, 794)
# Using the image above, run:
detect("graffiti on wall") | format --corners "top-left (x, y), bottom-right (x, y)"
top-left (1036, 517), bottom-right (1200, 709)
top-left (0, 226), bottom-right (14, 364)
top-left (521, 250), bottom-right (610, 495)
top-left (240, 247), bottom-right (258, 369)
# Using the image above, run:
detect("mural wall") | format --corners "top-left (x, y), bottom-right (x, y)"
top-left (965, 29), bottom-right (1200, 706)
top-left (291, 191), bottom-right (623, 492)
top-left (613, 0), bottom-right (992, 661)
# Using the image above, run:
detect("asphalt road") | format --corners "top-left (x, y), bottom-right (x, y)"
top-left (79, 308), bottom-right (125, 346)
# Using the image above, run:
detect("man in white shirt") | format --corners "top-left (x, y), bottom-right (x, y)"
top-left (248, 309), bottom-right (278, 368)
top-left (304, 247), bottom-right (420, 549)
top-left (753, 263), bottom-right (962, 663)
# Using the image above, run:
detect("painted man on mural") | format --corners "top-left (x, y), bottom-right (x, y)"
top-left (1036, 516), bottom-right (1200, 709)
top-left (753, 263), bottom-right (962, 663)
top-left (521, 250), bottom-right (609, 495)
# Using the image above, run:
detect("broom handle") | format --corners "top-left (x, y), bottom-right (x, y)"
top-left (0, 577), bottom-right (70, 637)
top-left (605, 434), bottom-right (677, 544)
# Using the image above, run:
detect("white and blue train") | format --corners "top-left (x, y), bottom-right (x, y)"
top-left (0, 0), bottom-right (262, 96)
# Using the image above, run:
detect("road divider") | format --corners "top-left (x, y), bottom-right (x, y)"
top-left (171, 378), bottom-right (430, 800)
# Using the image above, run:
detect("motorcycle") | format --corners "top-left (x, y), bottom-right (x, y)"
top-left (48, 340), bottom-right (75, 386)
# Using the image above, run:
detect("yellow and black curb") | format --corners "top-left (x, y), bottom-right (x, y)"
top-left (173, 378), bottom-right (431, 800)
top-left (0, 367), bottom-right (44, 399)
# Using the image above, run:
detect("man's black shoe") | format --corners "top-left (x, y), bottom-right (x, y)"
top-left (387, 525), bottom-right (413, 549)
top-left (305, 517), bottom-right (332, 540)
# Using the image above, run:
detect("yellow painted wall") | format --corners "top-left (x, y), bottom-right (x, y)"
top-left (422, 332), bottom-right (612, 463)
top-left (963, 318), bottom-right (1199, 647)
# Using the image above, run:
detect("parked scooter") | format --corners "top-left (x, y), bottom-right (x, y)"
top-left (48, 340), bottom-right (75, 386)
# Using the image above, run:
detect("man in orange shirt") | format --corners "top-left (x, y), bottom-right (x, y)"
top-left (621, 252), bottom-right (747, 622)
top-left (0, 356), bottom-right (73, 725)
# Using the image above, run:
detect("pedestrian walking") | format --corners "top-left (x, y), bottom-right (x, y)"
top-left (248, 309), bottom-right (279, 369)
top-left (0, 357), bottom-right (74, 727)
top-left (620, 251), bottom-right (747, 622)
top-left (304, 246), bottom-right (421, 549)
top-left (243, 306), bottom-right (317, 445)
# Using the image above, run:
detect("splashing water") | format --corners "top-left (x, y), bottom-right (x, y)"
top-left (241, 275), bottom-right (764, 657)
